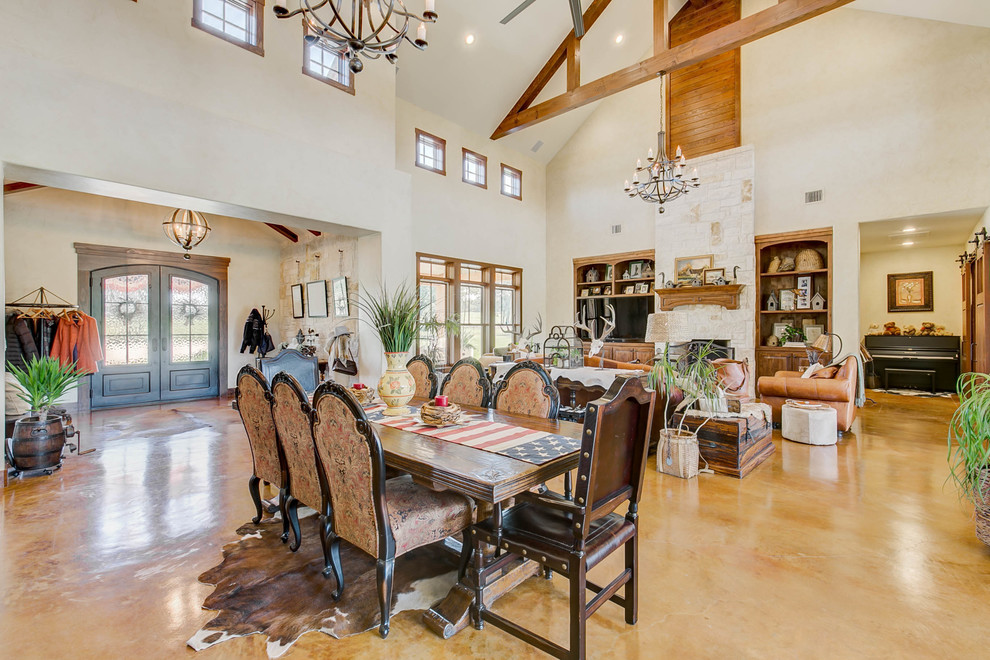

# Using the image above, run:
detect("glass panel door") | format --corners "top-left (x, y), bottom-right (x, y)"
top-left (160, 268), bottom-right (220, 401)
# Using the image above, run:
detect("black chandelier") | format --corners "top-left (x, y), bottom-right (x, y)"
top-left (273, 0), bottom-right (438, 74)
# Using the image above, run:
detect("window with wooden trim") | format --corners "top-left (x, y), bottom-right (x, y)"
top-left (501, 164), bottom-right (522, 201)
top-left (193, 0), bottom-right (264, 56)
top-left (303, 32), bottom-right (353, 93)
top-left (461, 149), bottom-right (487, 189)
top-left (416, 254), bottom-right (522, 366)
top-left (415, 129), bottom-right (446, 175)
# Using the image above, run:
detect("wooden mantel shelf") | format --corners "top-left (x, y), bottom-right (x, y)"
top-left (655, 284), bottom-right (745, 311)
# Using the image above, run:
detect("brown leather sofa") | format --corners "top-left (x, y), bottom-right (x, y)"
top-left (757, 357), bottom-right (858, 432)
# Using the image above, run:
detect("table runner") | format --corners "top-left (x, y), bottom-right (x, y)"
top-left (365, 404), bottom-right (579, 465)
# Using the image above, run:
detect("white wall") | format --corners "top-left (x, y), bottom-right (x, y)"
top-left (3, 189), bottom-right (283, 389)
top-left (859, 246), bottom-right (963, 338)
top-left (546, 6), bottom-right (990, 344)
top-left (395, 99), bottom-right (549, 329)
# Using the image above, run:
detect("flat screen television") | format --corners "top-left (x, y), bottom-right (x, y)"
top-left (577, 296), bottom-right (651, 342)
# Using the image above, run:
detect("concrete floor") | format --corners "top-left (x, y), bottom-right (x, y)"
top-left (2, 392), bottom-right (987, 659)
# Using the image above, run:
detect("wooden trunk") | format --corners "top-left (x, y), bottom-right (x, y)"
top-left (671, 412), bottom-right (774, 479)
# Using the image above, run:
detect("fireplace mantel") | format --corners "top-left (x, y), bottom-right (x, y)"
top-left (654, 284), bottom-right (745, 311)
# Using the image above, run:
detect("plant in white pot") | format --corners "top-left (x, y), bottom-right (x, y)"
top-left (354, 283), bottom-right (425, 416)
top-left (648, 342), bottom-right (722, 479)
top-left (6, 356), bottom-right (84, 474)
top-left (947, 372), bottom-right (990, 546)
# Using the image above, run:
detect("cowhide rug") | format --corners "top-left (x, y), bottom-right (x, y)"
top-left (188, 515), bottom-right (458, 657)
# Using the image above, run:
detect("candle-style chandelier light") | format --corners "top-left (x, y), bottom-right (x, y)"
top-left (162, 209), bottom-right (211, 260)
top-left (624, 74), bottom-right (700, 213)
top-left (273, 0), bottom-right (438, 74)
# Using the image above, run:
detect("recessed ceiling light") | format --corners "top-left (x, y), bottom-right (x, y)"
top-left (615, 34), bottom-right (624, 44)
top-left (903, 227), bottom-right (916, 233)
top-left (902, 241), bottom-right (914, 246)
top-left (465, 34), bottom-right (475, 45)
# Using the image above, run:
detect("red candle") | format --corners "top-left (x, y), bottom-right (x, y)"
top-left (435, 395), bottom-right (449, 407)
top-left (353, 383), bottom-right (366, 390)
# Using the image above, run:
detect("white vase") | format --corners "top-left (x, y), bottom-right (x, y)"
top-left (378, 351), bottom-right (416, 416)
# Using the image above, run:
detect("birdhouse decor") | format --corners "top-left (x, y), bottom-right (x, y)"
top-left (766, 292), bottom-right (778, 311)
top-left (811, 292), bottom-right (826, 310)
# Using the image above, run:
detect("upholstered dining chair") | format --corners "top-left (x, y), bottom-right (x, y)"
top-left (468, 375), bottom-right (656, 660)
top-left (270, 372), bottom-right (331, 562)
top-left (439, 357), bottom-right (492, 408)
top-left (234, 366), bottom-right (288, 540)
top-left (492, 360), bottom-right (560, 419)
top-left (406, 354), bottom-right (439, 400)
top-left (310, 381), bottom-right (476, 638)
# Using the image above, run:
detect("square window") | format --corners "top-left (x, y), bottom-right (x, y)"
top-left (501, 164), bottom-right (522, 201)
top-left (303, 33), bottom-right (354, 94)
top-left (462, 149), bottom-right (488, 189)
top-left (193, 0), bottom-right (264, 56)
top-left (416, 129), bottom-right (446, 175)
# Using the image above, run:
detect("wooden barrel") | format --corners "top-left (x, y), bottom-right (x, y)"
top-left (9, 415), bottom-right (66, 471)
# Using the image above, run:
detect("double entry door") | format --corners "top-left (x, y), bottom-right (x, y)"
top-left (91, 265), bottom-right (219, 408)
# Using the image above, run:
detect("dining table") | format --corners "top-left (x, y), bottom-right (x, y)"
top-left (370, 397), bottom-right (584, 639)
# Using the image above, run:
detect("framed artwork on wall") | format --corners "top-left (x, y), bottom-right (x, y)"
top-left (605, 264), bottom-right (613, 281)
top-left (331, 277), bottom-right (349, 318)
top-left (703, 268), bottom-right (725, 285)
top-left (796, 276), bottom-right (812, 309)
top-left (291, 284), bottom-right (305, 319)
top-left (888, 271), bottom-right (933, 312)
top-left (779, 289), bottom-right (796, 311)
top-left (675, 254), bottom-right (713, 283)
top-left (306, 280), bottom-right (328, 318)
top-left (805, 324), bottom-right (824, 344)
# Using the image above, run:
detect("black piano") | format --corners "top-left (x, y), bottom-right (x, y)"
top-left (864, 335), bottom-right (961, 393)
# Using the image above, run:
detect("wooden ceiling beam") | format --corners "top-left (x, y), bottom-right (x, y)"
top-left (3, 182), bottom-right (44, 195)
top-left (654, 0), bottom-right (668, 56)
top-left (566, 38), bottom-right (581, 92)
top-left (266, 223), bottom-right (299, 242)
top-left (308, 230), bottom-right (322, 236)
top-left (502, 0), bottom-right (615, 118)
top-left (492, 0), bottom-right (853, 139)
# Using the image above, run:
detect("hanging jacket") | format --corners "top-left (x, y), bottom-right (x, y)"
top-left (260, 332), bottom-right (275, 358)
top-left (31, 317), bottom-right (57, 358)
top-left (240, 309), bottom-right (265, 354)
top-left (8, 314), bottom-right (40, 365)
top-left (50, 313), bottom-right (103, 374)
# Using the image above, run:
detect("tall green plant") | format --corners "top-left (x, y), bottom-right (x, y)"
top-left (6, 356), bottom-right (84, 417)
top-left (648, 342), bottom-right (722, 436)
top-left (948, 372), bottom-right (990, 505)
top-left (353, 282), bottom-right (426, 354)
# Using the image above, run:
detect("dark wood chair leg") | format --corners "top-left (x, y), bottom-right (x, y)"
top-left (249, 475), bottom-right (263, 524)
top-left (377, 556), bottom-right (395, 639)
top-left (570, 559), bottom-right (587, 660)
top-left (625, 532), bottom-right (638, 625)
top-left (563, 471), bottom-right (573, 500)
top-left (458, 530), bottom-right (473, 580)
top-left (319, 502), bottom-right (334, 581)
top-left (286, 496), bottom-right (302, 552)
top-left (544, 565), bottom-right (553, 580)
top-left (279, 488), bottom-right (289, 543)
top-left (329, 537), bottom-right (344, 600)
top-left (472, 539), bottom-right (486, 630)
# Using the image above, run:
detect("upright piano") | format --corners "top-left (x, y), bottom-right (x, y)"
top-left (863, 335), bottom-right (961, 392)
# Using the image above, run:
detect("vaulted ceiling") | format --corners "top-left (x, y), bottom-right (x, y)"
top-left (394, 0), bottom-right (990, 164)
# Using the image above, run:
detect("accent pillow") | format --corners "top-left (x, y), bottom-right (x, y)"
top-left (801, 363), bottom-right (825, 379)
top-left (810, 366), bottom-right (840, 379)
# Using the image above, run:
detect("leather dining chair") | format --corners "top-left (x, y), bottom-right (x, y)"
top-left (234, 366), bottom-right (288, 541)
top-left (492, 360), bottom-right (560, 419)
top-left (310, 381), bottom-right (476, 638)
top-left (467, 375), bottom-right (656, 660)
top-left (406, 354), bottom-right (439, 400)
top-left (270, 372), bottom-right (332, 564)
top-left (439, 357), bottom-right (492, 408)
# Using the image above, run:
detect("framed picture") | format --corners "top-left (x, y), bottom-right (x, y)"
top-left (580, 289), bottom-right (589, 297)
top-left (635, 282), bottom-right (649, 294)
top-left (306, 280), bottom-right (329, 318)
top-left (675, 254), bottom-right (713, 282)
top-left (772, 323), bottom-right (789, 339)
top-left (331, 276), bottom-right (349, 318)
top-left (290, 284), bottom-right (305, 319)
top-left (629, 261), bottom-right (644, 278)
top-left (592, 286), bottom-right (602, 295)
top-left (805, 324), bottom-right (824, 344)
top-left (623, 285), bottom-right (635, 295)
top-left (703, 267), bottom-right (725, 286)
top-left (604, 285), bottom-right (612, 295)
top-left (605, 264), bottom-right (613, 281)
top-left (779, 289), bottom-right (796, 311)
top-left (888, 271), bottom-right (933, 312)
top-left (796, 276), bottom-right (812, 309)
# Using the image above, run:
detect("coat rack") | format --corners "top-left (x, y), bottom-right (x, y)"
top-left (6, 287), bottom-right (78, 310)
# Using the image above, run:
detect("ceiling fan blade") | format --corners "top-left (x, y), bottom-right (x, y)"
top-left (569, 0), bottom-right (585, 38)
top-left (501, 0), bottom-right (540, 25)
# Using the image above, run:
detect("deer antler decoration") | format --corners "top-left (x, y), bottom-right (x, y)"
top-left (574, 305), bottom-right (616, 357)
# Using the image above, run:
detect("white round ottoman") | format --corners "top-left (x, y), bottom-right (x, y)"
top-left (781, 401), bottom-right (838, 446)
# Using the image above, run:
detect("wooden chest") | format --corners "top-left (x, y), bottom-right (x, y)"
top-left (670, 412), bottom-right (775, 479)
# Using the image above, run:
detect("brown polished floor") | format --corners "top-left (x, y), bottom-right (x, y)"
top-left (2, 392), bottom-right (988, 659)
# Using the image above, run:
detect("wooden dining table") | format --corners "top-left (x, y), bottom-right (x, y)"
top-left (372, 398), bottom-right (584, 639)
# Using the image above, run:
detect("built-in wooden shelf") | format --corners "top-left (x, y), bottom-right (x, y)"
top-left (759, 269), bottom-right (828, 278)
top-left (579, 293), bottom-right (655, 300)
top-left (760, 309), bottom-right (828, 314)
top-left (655, 284), bottom-right (745, 311)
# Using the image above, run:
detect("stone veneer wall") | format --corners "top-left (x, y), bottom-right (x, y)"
top-left (656, 145), bottom-right (756, 396)
top-left (279, 232), bottom-right (361, 380)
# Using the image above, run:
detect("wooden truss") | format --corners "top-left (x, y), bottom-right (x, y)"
top-left (491, 0), bottom-right (854, 140)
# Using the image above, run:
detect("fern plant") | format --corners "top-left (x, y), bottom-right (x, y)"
top-left (6, 356), bottom-right (84, 417)
top-left (948, 372), bottom-right (990, 506)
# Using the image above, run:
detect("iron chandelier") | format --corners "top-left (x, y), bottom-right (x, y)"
top-left (273, 0), bottom-right (438, 74)
top-left (162, 209), bottom-right (211, 260)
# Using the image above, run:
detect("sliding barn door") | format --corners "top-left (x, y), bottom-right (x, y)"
top-left (974, 246), bottom-right (990, 374)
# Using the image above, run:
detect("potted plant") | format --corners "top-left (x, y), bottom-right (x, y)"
top-left (947, 372), bottom-right (990, 546)
top-left (420, 314), bottom-right (460, 367)
top-left (648, 342), bottom-right (722, 479)
top-left (354, 282), bottom-right (425, 416)
top-left (6, 356), bottom-right (84, 474)
top-left (781, 325), bottom-right (806, 346)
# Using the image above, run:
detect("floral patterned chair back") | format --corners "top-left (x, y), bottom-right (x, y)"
top-left (270, 373), bottom-right (321, 512)
top-left (439, 357), bottom-right (492, 408)
top-left (492, 361), bottom-right (560, 419)
top-left (406, 354), bottom-right (439, 400)
top-left (235, 366), bottom-right (283, 489)
top-left (311, 383), bottom-right (389, 558)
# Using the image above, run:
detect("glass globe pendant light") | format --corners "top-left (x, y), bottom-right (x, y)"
top-left (162, 209), bottom-right (211, 260)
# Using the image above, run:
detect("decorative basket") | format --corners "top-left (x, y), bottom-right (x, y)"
top-left (657, 429), bottom-right (699, 479)
top-left (977, 469), bottom-right (990, 547)
top-left (420, 402), bottom-right (463, 427)
top-left (348, 387), bottom-right (375, 406)
top-left (795, 248), bottom-right (824, 271)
